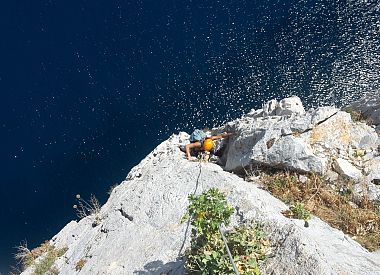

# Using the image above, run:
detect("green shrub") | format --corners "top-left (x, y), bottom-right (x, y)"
top-left (289, 202), bottom-right (311, 221)
top-left (33, 246), bottom-right (67, 275)
top-left (183, 188), bottom-right (270, 274)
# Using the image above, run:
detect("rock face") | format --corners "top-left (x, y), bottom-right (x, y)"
top-left (22, 134), bottom-right (380, 275)
top-left (218, 97), bottom-right (379, 200)
top-left (21, 97), bottom-right (380, 275)
top-left (350, 92), bottom-right (380, 131)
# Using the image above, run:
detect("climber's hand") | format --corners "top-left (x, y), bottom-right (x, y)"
top-left (187, 156), bottom-right (198, 162)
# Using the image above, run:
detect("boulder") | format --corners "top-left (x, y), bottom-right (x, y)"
top-left (275, 96), bottom-right (305, 116)
top-left (262, 96), bottom-right (305, 117)
top-left (333, 158), bottom-right (363, 181)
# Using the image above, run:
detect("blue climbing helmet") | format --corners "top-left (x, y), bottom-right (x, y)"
top-left (189, 129), bottom-right (207, 142)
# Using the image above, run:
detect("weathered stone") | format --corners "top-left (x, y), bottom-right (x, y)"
top-left (262, 96), bottom-right (305, 117)
top-left (21, 96), bottom-right (380, 275)
top-left (263, 99), bottom-right (278, 116)
top-left (364, 157), bottom-right (380, 183)
top-left (367, 181), bottom-right (380, 201)
top-left (266, 136), bottom-right (328, 174)
top-left (333, 158), bottom-right (363, 181)
top-left (325, 170), bottom-right (339, 182)
top-left (21, 134), bottom-right (380, 275)
top-left (350, 92), bottom-right (380, 126)
top-left (275, 96), bottom-right (305, 116)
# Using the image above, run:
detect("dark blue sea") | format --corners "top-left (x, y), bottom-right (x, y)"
top-left (1, 0), bottom-right (379, 272)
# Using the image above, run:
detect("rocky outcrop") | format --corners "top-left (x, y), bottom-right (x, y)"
top-left (350, 92), bottom-right (380, 131)
top-left (217, 97), bottom-right (379, 200)
top-left (22, 133), bottom-right (380, 275)
top-left (21, 97), bottom-right (380, 275)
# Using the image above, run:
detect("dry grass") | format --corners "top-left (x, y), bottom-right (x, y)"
top-left (15, 240), bottom-right (67, 274)
top-left (75, 258), bottom-right (87, 271)
top-left (260, 171), bottom-right (380, 251)
top-left (73, 194), bottom-right (102, 226)
top-left (15, 241), bottom-right (52, 269)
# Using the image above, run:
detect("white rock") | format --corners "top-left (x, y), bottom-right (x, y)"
top-left (222, 100), bottom-right (378, 175)
top-left (364, 157), bottom-right (380, 183)
top-left (333, 158), bottom-right (363, 181)
top-left (263, 99), bottom-right (278, 116)
top-left (275, 96), bottom-right (305, 116)
top-left (21, 134), bottom-right (380, 275)
top-left (325, 170), bottom-right (339, 182)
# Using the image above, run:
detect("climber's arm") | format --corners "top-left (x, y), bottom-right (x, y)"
top-left (185, 142), bottom-right (201, 160)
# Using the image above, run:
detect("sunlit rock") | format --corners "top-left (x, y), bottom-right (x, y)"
top-left (262, 96), bottom-right (305, 117)
top-left (333, 158), bottom-right (363, 181)
top-left (223, 98), bottom-right (379, 176)
top-left (364, 157), bottom-right (380, 183)
top-left (20, 97), bottom-right (380, 275)
top-left (21, 133), bottom-right (380, 275)
top-left (275, 96), bottom-right (305, 116)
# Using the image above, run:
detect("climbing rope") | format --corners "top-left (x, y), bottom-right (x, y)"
top-left (219, 223), bottom-right (239, 275)
top-left (196, 157), bottom-right (239, 275)
top-left (180, 151), bottom-right (239, 274)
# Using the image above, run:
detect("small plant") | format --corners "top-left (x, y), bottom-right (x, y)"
top-left (183, 188), bottom-right (270, 274)
top-left (290, 202), bottom-right (311, 221)
top-left (75, 258), bottom-right (87, 271)
top-left (73, 194), bottom-right (102, 226)
top-left (352, 149), bottom-right (366, 158)
top-left (15, 241), bottom-right (67, 274)
top-left (282, 202), bottom-right (311, 227)
top-left (33, 246), bottom-right (67, 275)
top-left (183, 188), bottom-right (234, 237)
top-left (15, 241), bottom-right (34, 269)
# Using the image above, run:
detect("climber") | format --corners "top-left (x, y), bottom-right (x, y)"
top-left (183, 130), bottom-right (233, 161)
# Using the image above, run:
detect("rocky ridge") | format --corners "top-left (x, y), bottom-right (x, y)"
top-left (218, 96), bottom-right (380, 201)
top-left (21, 97), bottom-right (380, 275)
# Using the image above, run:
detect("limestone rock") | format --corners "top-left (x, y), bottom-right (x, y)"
top-left (262, 96), bottom-right (305, 117)
top-left (221, 99), bottom-right (378, 176)
top-left (21, 134), bottom-right (380, 275)
top-left (364, 157), bottom-right (380, 183)
top-left (350, 92), bottom-right (380, 127)
top-left (275, 96), bottom-right (305, 116)
top-left (333, 158), bottom-right (363, 181)
top-left (263, 99), bottom-right (278, 116)
top-left (20, 96), bottom-right (380, 275)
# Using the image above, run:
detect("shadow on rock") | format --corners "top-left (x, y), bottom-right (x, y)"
top-left (133, 258), bottom-right (185, 275)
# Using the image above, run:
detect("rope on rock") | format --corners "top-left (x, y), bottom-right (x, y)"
top-left (219, 223), bottom-right (239, 275)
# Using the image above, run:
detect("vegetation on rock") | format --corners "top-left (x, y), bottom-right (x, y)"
top-left (183, 188), bottom-right (270, 274)
top-left (15, 240), bottom-right (67, 275)
top-left (258, 170), bottom-right (380, 251)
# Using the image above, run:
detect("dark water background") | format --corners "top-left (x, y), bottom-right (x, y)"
top-left (1, 0), bottom-right (379, 272)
